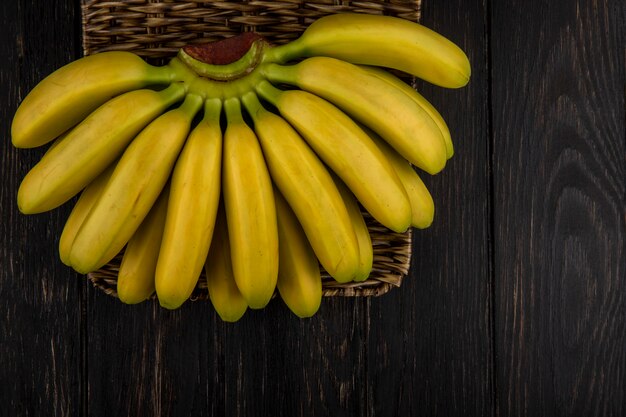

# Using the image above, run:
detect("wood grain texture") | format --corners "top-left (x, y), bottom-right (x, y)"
top-left (84, 296), bottom-right (217, 417)
top-left (83, 242), bottom-right (373, 414)
top-left (491, 0), bottom-right (625, 415)
top-left (365, 0), bottom-right (494, 415)
top-left (85, 290), bottom-right (370, 416)
top-left (0, 0), bottom-right (84, 416)
top-left (221, 299), bottom-right (370, 417)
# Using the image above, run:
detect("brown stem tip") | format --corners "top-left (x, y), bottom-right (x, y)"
top-left (183, 32), bottom-right (266, 65)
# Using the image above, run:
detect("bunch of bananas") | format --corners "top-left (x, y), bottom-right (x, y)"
top-left (12, 13), bottom-right (470, 321)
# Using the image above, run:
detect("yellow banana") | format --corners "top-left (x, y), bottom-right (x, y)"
top-left (368, 129), bottom-right (435, 229)
top-left (155, 98), bottom-right (223, 310)
top-left (222, 97), bottom-right (278, 309)
top-left (58, 162), bottom-right (116, 266)
top-left (266, 13), bottom-right (470, 89)
top-left (256, 81), bottom-right (411, 233)
top-left (263, 57), bottom-right (447, 174)
top-left (68, 94), bottom-right (202, 274)
top-left (241, 92), bottom-right (359, 283)
top-left (274, 189), bottom-right (322, 318)
top-left (332, 178), bottom-right (373, 282)
top-left (12, 51), bottom-right (173, 148)
top-left (17, 83), bottom-right (186, 214)
top-left (360, 65), bottom-right (454, 159)
top-left (117, 184), bottom-right (170, 305)
top-left (204, 206), bottom-right (248, 322)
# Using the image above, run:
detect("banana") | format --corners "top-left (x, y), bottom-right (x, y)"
top-left (58, 162), bottom-right (116, 266)
top-left (256, 81), bottom-right (411, 233)
top-left (266, 13), bottom-right (470, 89)
top-left (117, 184), bottom-right (170, 305)
top-left (8, 15), bottom-right (469, 316)
top-left (274, 189), bottom-right (322, 318)
top-left (360, 65), bottom-right (454, 159)
top-left (204, 205), bottom-right (248, 322)
top-left (241, 92), bottom-right (359, 283)
top-left (222, 97), bottom-right (278, 309)
top-left (17, 83), bottom-right (186, 214)
top-left (68, 93), bottom-right (202, 274)
top-left (155, 98), bottom-right (223, 310)
top-left (263, 57), bottom-right (447, 174)
top-left (368, 130), bottom-right (435, 229)
top-left (332, 178), bottom-right (373, 282)
top-left (12, 51), bottom-right (173, 148)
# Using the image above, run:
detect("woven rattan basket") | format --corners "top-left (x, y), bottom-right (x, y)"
top-left (82, 0), bottom-right (421, 299)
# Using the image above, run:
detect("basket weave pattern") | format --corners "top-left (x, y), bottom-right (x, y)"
top-left (81, 0), bottom-right (420, 298)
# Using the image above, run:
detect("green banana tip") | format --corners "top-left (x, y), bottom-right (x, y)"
top-left (179, 93), bottom-right (204, 116)
top-left (203, 97), bottom-right (222, 119)
top-left (263, 62), bottom-right (298, 85)
top-left (241, 91), bottom-right (265, 119)
top-left (255, 80), bottom-right (281, 106)
top-left (223, 97), bottom-right (244, 123)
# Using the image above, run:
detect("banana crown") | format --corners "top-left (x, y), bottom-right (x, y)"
top-left (12, 13), bottom-right (470, 319)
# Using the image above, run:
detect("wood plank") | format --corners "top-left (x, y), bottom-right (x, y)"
top-left (85, 294), bottom-right (216, 417)
top-left (221, 299), bottom-right (369, 417)
top-left (491, 0), bottom-right (625, 415)
top-left (0, 0), bottom-right (85, 415)
top-left (365, 0), bottom-right (494, 415)
top-left (85, 290), bottom-right (369, 416)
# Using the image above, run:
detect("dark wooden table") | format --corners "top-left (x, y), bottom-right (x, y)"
top-left (1, 1), bottom-right (624, 416)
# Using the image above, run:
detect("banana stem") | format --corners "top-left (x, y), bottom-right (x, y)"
top-left (167, 58), bottom-right (198, 88)
top-left (240, 92), bottom-right (265, 122)
top-left (159, 82), bottom-right (188, 106)
top-left (168, 58), bottom-right (268, 101)
top-left (255, 80), bottom-right (283, 107)
top-left (262, 63), bottom-right (299, 86)
top-left (224, 97), bottom-right (244, 125)
top-left (262, 38), bottom-right (305, 64)
top-left (178, 94), bottom-right (204, 118)
top-left (203, 98), bottom-right (222, 124)
top-left (147, 64), bottom-right (178, 85)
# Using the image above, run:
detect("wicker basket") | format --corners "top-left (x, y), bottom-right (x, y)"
top-left (81, 0), bottom-right (421, 299)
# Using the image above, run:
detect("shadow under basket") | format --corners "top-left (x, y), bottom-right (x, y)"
top-left (81, 0), bottom-right (421, 298)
